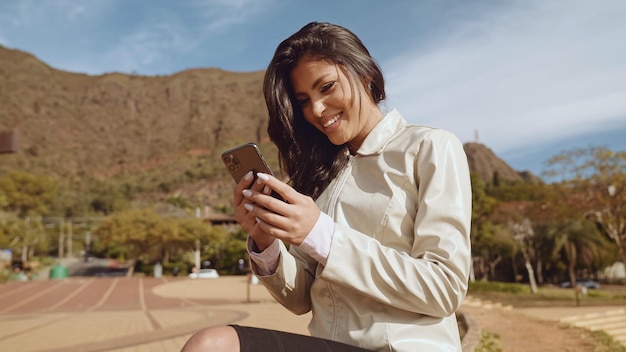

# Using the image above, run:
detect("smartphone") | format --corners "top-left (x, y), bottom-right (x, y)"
top-left (222, 143), bottom-right (284, 201)
top-left (221, 143), bottom-right (275, 183)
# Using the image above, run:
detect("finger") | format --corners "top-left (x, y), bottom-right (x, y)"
top-left (245, 202), bottom-right (279, 225)
top-left (233, 171), bottom-right (254, 205)
top-left (243, 185), bottom-right (321, 246)
top-left (234, 201), bottom-right (254, 227)
top-left (249, 209), bottom-right (285, 238)
top-left (238, 206), bottom-right (267, 236)
top-left (243, 188), bottom-right (290, 217)
top-left (243, 201), bottom-right (301, 244)
top-left (255, 216), bottom-right (304, 245)
top-left (254, 173), bottom-right (299, 203)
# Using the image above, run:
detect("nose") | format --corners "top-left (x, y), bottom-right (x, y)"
top-left (312, 98), bottom-right (325, 118)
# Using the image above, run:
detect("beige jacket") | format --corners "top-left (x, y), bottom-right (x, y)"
top-left (255, 109), bottom-right (472, 352)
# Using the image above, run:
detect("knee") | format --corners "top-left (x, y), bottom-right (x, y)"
top-left (181, 325), bottom-right (240, 352)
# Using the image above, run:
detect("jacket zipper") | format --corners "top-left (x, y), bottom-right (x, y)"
top-left (325, 154), bottom-right (355, 339)
top-left (325, 154), bottom-right (355, 218)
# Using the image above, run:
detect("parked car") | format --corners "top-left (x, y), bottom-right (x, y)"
top-left (188, 269), bottom-right (219, 279)
top-left (560, 279), bottom-right (600, 289)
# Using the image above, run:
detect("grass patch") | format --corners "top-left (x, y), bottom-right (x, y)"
top-left (588, 330), bottom-right (626, 352)
top-left (468, 281), bottom-right (626, 308)
top-left (475, 332), bottom-right (501, 352)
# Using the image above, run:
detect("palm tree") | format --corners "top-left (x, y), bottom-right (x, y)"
top-left (550, 219), bottom-right (605, 305)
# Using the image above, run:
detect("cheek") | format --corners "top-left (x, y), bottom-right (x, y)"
top-left (303, 112), bottom-right (326, 133)
top-left (333, 82), bottom-right (351, 107)
top-left (302, 108), bottom-right (317, 126)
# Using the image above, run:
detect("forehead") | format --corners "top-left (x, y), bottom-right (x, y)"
top-left (290, 57), bottom-right (339, 90)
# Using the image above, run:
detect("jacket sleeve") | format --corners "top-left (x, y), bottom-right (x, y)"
top-left (320, 130), bottom-right (472, 318)
top-left (250, 240), bottom-right (318, 315)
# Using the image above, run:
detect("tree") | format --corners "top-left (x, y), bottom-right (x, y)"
top-left (473, 222), bottom-right (517, 281)
top-left (86, 178), bottom-right (129, 215)
top-left (0, 171), bottom-right (57, 217)
top-left (171, 217), bottom-right (227, 270)
top-left (209, 227), bottom-right (246, 274)
top-left (94, 209), bottom-right (237, 275)
top-left (0, 214), bottom-right (45, 261)
top-left (544, 147), bottom-right (626, 267)
top-left (510, 218), bottom-right (538, 294)
top-left (552, 220), bottom-right (605, 278)
top-left (469, 173), bottom-right (500, 281)
top-left (95, 208), bottom-right (169, 276)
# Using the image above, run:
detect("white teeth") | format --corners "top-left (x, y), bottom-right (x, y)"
top-left (323, 114), bottom-right (340, 128)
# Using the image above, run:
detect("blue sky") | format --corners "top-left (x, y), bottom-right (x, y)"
top-left (1, 0), bottom-right (625, 177)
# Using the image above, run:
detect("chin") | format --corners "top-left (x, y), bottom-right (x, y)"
top-left (327, 137), bottom-right (347, 146)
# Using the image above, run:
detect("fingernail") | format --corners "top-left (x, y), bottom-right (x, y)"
top-left (244, 171), bottom-right (253, 181)
top-left (244, 203), bottom-right (253, 212)
top-left (263, 186), bottom-right (270, 195)
top-left (257, 173), bottom-right (270, 181)
top-left (242, 189), bottom-right (252, 198)
top-left (255, 217), bottom-right (261, 223)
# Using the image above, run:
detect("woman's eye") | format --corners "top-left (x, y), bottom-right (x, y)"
top-left (296, 97), bottom-right (310, 107)
top-left (321, 82), bottom-right (335, 93)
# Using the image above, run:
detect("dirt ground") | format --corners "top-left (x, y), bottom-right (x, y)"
top-left (462, 305), bottom-right (598, 352)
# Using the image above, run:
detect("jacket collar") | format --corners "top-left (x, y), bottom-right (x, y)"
top-left (355, 109), bottom-right (406, 156)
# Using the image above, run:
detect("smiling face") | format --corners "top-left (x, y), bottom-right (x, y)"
top-left (289, 56), bottom-right (383, 150)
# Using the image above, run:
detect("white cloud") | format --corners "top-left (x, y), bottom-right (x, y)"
top-left (104, 20), bottom-right (194, 74)
top-left (97, 0), bottom-right (277, 74)
top-left (66, 3), bottom-right (86, 22)
top-left (384, 0), bottom-right (626, 154)
top-left (11, 0), bottom-right (104, 26)
top-left (191, 0), bottom-right (276, 32)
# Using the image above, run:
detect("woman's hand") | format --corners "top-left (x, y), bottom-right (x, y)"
top-left (242, 173), bottom-right (320, 246)
top-left (234, 171), bottom-right (276, 251)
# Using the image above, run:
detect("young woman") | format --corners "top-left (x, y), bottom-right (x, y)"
top-left (181, 22), bottom-right (472, 352)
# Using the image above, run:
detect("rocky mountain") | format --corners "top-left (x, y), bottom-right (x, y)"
top-left (0, 45), bottom-right (270, 176)
top-left (0, 45), bottom-right (538, 212)
top-left (464, 143), bottom-right (541, 184)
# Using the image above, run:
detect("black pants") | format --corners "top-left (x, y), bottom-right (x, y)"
top-left (232, 325), bottom-right (375, 352)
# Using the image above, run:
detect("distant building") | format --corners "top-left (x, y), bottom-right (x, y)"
top-left (197, 206), bottom-right (238, 230)
top-left (0, 130), bottom-right (18, 154)
top-left (202, 212), bottom-right (237, 226)
top-left (603, 261), bottom-right (626, 282)
top-left (0, 249), bottom-right (12, 263)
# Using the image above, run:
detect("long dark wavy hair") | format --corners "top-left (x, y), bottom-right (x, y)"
top-left (263, 22), bottom-right (386, 200)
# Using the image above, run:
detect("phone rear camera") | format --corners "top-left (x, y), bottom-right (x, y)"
top-left (224, 154), bottom-right (240, 172)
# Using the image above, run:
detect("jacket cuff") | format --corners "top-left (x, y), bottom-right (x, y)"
top-left (247, 237), bottom-right (280, 276)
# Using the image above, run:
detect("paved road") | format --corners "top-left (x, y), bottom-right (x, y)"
top-left (0, 277), bottom-right (217, 315)
top-left (1, 261), bottom-right (624, 351)
top-left (0, 274), bottom-right (310, 352)
top-left (66, 257), bottom-right (128, 277)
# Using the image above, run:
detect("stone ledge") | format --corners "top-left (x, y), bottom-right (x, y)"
top-left (459, 310), bottom-right (482, 352)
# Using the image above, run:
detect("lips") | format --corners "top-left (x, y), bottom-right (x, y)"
top-left (323, 113), bottom-right (342, 128)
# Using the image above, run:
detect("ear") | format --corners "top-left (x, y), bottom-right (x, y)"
top-left (361, 76), bottom-right (374, 92)
top-left (360, 76), bottom-right (376, 102)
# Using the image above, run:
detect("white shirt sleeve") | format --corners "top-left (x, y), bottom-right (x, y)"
top-left (247, 237), bottom-right (280, 276)
top-left (297, 212), bottom-right (334, 266)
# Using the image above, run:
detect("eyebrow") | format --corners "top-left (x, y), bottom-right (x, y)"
top-left (310, 74), bottom-right (329, 91)
top-left (294, 73), bottom-right (332, 96)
